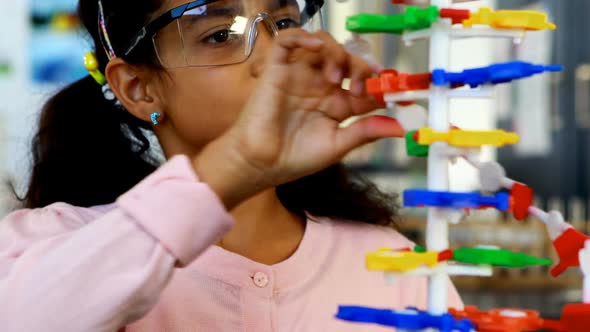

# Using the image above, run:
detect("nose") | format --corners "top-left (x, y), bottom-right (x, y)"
top-left (248, 19), bottom-right (277, 78)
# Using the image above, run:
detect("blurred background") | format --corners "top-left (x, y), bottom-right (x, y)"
top-left (1, 0), bottom-right (589, 319)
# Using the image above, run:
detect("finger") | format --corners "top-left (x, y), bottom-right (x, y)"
top-left (348, 55), bottom-right (377, 97)
top-left (334, 116), bottom-right (405, 156)
top-left (346, 94), bottom-right (382, 116)
top-left (272, 29), bottom-right (325, 65)
top-left (311, 31), bottom-right (350, 85)
top-left (369, 62), bottom-right (385, 73)
top-left (315, 88), bottom-right (379, 122)
top-left (316, 89), bottom-right (356, 122)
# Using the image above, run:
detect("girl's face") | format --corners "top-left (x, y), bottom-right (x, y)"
top-left (147, 0), bottom-right (309, 155)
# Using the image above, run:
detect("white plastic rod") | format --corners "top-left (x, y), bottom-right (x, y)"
top-left (529, 207), bottom-right (573, 241)
top-left (382, 86), bottom-right (494, 104)
top-left (402, 27), bottom-right (526, 46)
top-left (426, 0), bottom-right (452, 316)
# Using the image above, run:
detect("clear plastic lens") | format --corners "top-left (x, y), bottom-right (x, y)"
top-left (153, 0), bottom-right (323, 68)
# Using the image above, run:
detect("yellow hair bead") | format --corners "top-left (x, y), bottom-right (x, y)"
top-left (84, 52), bottom-right (107, 86)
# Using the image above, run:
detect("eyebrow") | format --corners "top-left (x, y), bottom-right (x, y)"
top-left (269, 0), bottom-right (299, 11)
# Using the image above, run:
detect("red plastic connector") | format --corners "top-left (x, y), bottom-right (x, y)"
top-left (509, 183), bottom-right (534, 221)
top-left (440, 8), bottom-right (471, 25)
top-left (551, 228), bottom-right (590, 277)
top-left (451, 304), bottom-right (590, 332)
top-left (390, 0), bottom-right (434, 4)
top-left (438, 249), bottom-right (454, 261)
top-left (449, 306), bottom-right (545, 332)
top-left (554, 303), bottom-right (590, 332)
top-left (541, 303), bottom-right (590, 331)
top-left (396, 101), bottom-right (417, 106)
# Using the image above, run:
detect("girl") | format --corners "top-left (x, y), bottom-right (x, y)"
top-left (0, 0), bottom-right (462, 331)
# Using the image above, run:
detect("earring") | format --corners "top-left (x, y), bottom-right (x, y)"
top-left (151, 112), bottom-right (162, 125)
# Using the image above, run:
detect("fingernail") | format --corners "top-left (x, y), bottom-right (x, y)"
top-left (370, 62), bottom-right (385, 74)
top-left (352, 80), bottom-right (364, 96)
top-left (308, 37), bottom-right (325, 47)
top-left (331, 68), bottom-right (343, 84)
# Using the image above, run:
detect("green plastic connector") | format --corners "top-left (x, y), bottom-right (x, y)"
top-left (346, 6), bottom-right (440, 34)
top-left (405, 6), bottom-right (440, 30)
top-left (347, 13), bottom-right (407, 34)
top-left (406, 130), bottom-right (429, 157)
top-left (452, 247), bottom-right (552, 268)
top-left (414, 245), bottom-right (427, 253)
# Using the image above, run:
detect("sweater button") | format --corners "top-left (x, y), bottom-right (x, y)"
top-left (252, 272), bottom-right (269, 288)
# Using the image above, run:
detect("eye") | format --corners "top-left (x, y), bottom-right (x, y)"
top-left (276, 18), bottom-right (301, 30)
top-left (203, 29), bottom-right (237, 44)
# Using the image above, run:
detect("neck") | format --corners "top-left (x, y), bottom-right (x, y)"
top-left (219, 188), bottom-right (306, 265)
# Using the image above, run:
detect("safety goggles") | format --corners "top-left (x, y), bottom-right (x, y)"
top-left (112, 0), bottom-right (325, 68)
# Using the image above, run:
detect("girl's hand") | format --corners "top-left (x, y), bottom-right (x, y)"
top-left (195, 29), bottom-right (404, 209)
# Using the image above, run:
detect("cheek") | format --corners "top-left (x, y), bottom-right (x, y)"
top-left (165, 68), bottom-right (252, 146)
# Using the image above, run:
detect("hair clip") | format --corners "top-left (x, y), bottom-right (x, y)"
top-left (84, 52), bottom-right (107, 85)
top-left (102, 85), bottom-right (116, 100)
top-left (102, 84), bottom-right (122, 108)
top-left (84, 52), bottom-right (122, 107)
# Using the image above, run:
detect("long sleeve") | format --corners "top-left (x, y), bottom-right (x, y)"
top-left (0, 155), bottom-right (234, 332)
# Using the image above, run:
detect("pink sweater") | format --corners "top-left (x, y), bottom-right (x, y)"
top-left (0, 156), bottom-right (462, 332)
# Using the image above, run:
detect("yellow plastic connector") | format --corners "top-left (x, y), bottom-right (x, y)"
top-left (418, 128), bottom-right (520, 148)
top-left (366, 248), bottom-right (439, 273)
top-left (463, 7), bottom-right (556, 31)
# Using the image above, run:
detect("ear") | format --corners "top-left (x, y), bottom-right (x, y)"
top-left (105, 58), bottom-right (165, 124)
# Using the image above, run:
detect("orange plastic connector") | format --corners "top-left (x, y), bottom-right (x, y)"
top-left (366, 70), bottom-right (432, 103)
top-left (449, 306), bottom-right (545, 332)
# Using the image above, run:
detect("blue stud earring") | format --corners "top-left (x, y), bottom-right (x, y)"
top-left (150, 112), bottom-right (161, 125)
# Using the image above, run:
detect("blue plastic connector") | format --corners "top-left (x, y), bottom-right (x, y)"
top-left (336, 306), bottom-right (475, 332)
top-left (403, 189), bottom-right (510, 211)
top-left (431, 61), bottom-right (563, 88)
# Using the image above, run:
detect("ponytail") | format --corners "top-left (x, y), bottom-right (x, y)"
top-left (22, 0), bottom-right (164, 208)
top-left (23, 76), bottom-right (158, 208)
